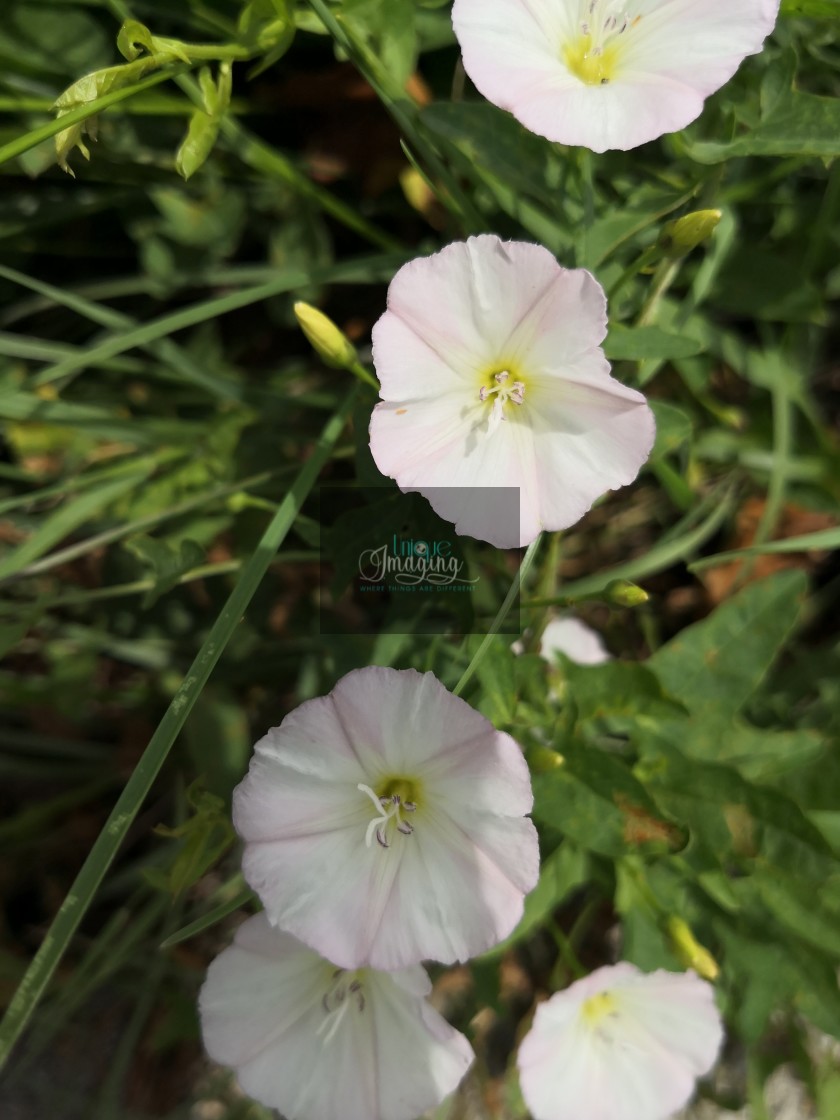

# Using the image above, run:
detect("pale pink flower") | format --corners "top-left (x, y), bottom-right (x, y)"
top-left (517, 963), bottom-right (724, 1120)
top-left (369, 235), bottom-right (654, 549)
top-left (539, 616), bottom-right (612, 665)
top-left (233, 666), bottom-right (539, 970)
top-left (199, 914), bottom-right (474, 1120)
top-left (452, 0), bottom-right (781, 152)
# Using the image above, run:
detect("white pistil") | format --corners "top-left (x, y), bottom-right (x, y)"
top-left (478, 369), bottom-right (526, 433)
top-left (358, 783), bottom-right (417, 849)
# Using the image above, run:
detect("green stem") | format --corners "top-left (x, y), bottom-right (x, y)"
top-left (0, 390), bottom-right (357, 1070)
top-left (453, 536), bottom-right (542, 697)
top-left (637, 258), bottom-right (680, 327)
top-left (0, 66), bottom-right (191, 167)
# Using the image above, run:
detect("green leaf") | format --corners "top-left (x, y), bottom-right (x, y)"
top-left (685, 68), bottom-right (840, 162)
top-left (183, 689), bottom-right (253, 801)
top-left (124, 536), bottom-right (205, 608)
top-left (649, 401), bottom-right (693, 461)
top-left (637, 736), bottom-right (836, 882)
top-left (420, 101), bottom-right (565, 214)
top-left (560, 660), bottom-right (686, 730)
top-left (648, 718), bottom-right (825, 778)
top-left (604, 325), bottom-right (704, 361)
top-left (780, 0), bottom-right (840, 16)
top-left (533, 743), bottom-right (683, 858)
top-left (648, 570), bottom-right (808, 727)
top-left (176, 109), bottom-right (220, 180)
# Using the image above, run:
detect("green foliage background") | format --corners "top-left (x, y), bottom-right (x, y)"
top-left (0, 0), bottom-right (839, 1116)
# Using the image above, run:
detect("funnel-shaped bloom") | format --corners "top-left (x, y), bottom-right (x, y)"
top-left (452, 0), bottom-right (780, 152)
top-left (540, 616), bottom-right (612, 665)
top-left (233, 666), bottom-right (539, 971)
top-left (517, 963), bottom-right (724, 1120)
top-left (200, 914), bottom-right (474, 1120)
top-left (369, 235), bottom-right (654, 548)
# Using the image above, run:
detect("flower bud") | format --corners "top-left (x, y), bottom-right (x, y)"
top-left (294, 302), bottom-right (358, 370)
top-left (603, 579), bottom-right (649, 608)
top-left (666, 916), bottom-right (719, 981)
top-left (659, 209), bottom-right (722, 258)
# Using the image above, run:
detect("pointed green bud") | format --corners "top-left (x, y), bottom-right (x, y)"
top-left (294, 302), bottom-right (359, 370)
top-left (666, 916), bottom-right (719, 981)
top-left (527, 745), bottom-right (565, 772)
top-left (659, 209), bottom-right (722, 259)
top-left (604, 579), bottom-right (649, 608)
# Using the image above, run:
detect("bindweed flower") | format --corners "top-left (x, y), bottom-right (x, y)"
top-left (200, 914), bottom-right (474, 1120)
top-left (369, 235), bottom-right (654, 549)
top-left (452, 0), bottom-right (781, 152)
top-left (517, 963), bottom-right (724, 1120)
top-left (233, 666), bottom-right (539, 970)
top-left (539, 616), bottom-right (612, 665)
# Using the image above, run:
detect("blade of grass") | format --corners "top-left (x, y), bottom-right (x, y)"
top-left (0, 387), bottom-right (357, 1068)
top-left (0, 263), bottom-right (241, 402)
top-left (30, 255), bottom-right (406, 388)
top-left (0, 466), bottom-right (285, 586)
top-left (453, 536), bottom-right (542, 697)
top-left (159, 885), bottom-right (256, 950)
top-left (523, 485), bottom-right (737, 605)
top-left (0, 466), bottom-right (155, 581)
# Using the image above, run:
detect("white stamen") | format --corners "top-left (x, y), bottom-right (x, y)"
top-left (358, 782), bottom-right (417, 850)
top-left (319, 973), bottom-right (366, 1044)
top-left (576, 0), bottom-right (637, 56)
top-left (478, 369), bottom-right (527, 433)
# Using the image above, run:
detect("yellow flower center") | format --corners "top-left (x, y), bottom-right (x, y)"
top-left (563, 3), bottom-right (642, 86)
top-left (581, 990), bottom-right (618, 1026)
top-left (477, 367), bottom-right (528, 434)
top-left (564, 34), bottom-right (620, 86)
top-left (358, 777), bottom-right (422, 849)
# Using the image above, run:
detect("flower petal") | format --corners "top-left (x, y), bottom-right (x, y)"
top-left (540, 617), bottom-right (612, 665)
top-left (517, 963), bottom-right (724, 1120)
top-left (370, 236), bottom-right (654, 547)
top-left (453, 0), bottom-right (780, 151)
top-left (374, 235), bottom-right (574, 390)
top-left (200, 915), bottom-right (474, 1120)
top-left (234, 668), bottom-right (539, 969)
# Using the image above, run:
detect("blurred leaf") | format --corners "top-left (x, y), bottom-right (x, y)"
top-left (533, 742), bottom-right (683, 858)
top-left (604, 325), bottom-right (704, 361)
top-left (649, 401), bottom-right (693, 461)
top-left (183, 689), bottom-right (253, 801)
top-left (0, 467), bottom-right (154, 581)
top-left (686, 58), bottom-right (840, 162)
top-left (124, 536), bottom-right (205, 607)
top-left (148, 785), bottom-right (235, 898)
top-left (648, 570), bottom-right (808, 728)
top-left (638, 735), bottom-right (837, 882)
top-left (561, 660), bottom-right (686, 729)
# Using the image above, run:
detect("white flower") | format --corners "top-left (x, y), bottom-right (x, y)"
top-left (369, 235), bottom-right (654, 549)
top-left (517, 963), bottom-right (724, 1120)
top-left (199, 914), bottom-right (474, 1120)
top-left (539, 616), bottom-right (612, 665)
top-left (452, 0), bottom-right (781, 152)
top-left (233, 666), bottom-right (539, 970)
